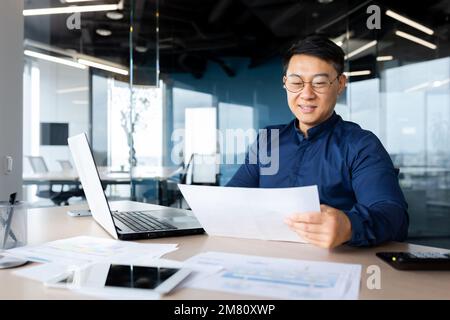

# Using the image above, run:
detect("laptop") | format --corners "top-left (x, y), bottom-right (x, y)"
top-left (68, 133), bottom-right (204, 240)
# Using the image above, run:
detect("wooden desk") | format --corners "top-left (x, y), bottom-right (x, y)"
top-left (1, 201), bottom-right (449, 300)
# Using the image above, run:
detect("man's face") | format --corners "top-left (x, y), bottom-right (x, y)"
top-left (284, 54), bottom-right (346, 133)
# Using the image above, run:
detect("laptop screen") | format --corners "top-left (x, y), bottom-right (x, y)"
top-left (68, 133), bottom-right (118, 239)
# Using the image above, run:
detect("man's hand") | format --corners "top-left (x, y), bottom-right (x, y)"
top-left (284, 204), bottom-right (352, 249)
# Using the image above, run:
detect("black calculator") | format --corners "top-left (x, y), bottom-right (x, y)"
top-left (376, 251), bottom-right (450, 270)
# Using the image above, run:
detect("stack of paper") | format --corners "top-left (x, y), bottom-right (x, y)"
top-left (7, 236), bottom-right (178, 284)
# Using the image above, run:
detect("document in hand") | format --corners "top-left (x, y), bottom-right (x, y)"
top-left (178, 184), bottom-right (320, 242)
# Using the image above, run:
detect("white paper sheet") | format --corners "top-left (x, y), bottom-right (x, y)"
top-left (13, 262), bottom-right (70, 283)
top-left (178, 184), bottom-right (320, 242)
top-left (6, 236), bottom-right (178, 267)
top-left (183, 251), bottom-right (362, 300)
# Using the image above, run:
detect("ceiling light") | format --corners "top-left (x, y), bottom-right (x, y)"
top-left (23, 4), bottom-right (120, 16)
top-left (24, 50), bottom-right (87, 70)
top-left (386, 10), bottom-right (434, 35)
top-left (432, 79), bottom-right (450, 87)
top-left (96, 29), bottom-right (112, 36)
top-left (376, 55), bottom-right (394, 61)
top-left (344, 40), bottom-right (377, 60)
top-left (135, 46), bottom-right (148, 53)
top-left (395, 30), bottom-right (437, 50)
top-left (404, 79), bottom-right (450, 93)
top-left (317, 0), bottom-right (334, 3)
top-left (72, 100), bottom-right (89, 105)
top-left (404, 82), bottom-right (430, 93)
top-left (343, 70), bottom-right (371, 77)
top-left (106, 11), bottom-right (123, 20)
top-left (331, 31), bottom-right (353, 48)
top-left (78, 58), bottom-right (129, 75)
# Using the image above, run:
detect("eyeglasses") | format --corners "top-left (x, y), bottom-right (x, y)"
top-left (283, 74), bottom-right (341, 94)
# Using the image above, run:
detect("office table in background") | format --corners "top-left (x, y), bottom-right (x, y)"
top-left (23, 166), bottom-right (179, 185)
top-left (1, 201), bottom-right (449, 300)
top-left (23, 166), bottom-right (180, 204)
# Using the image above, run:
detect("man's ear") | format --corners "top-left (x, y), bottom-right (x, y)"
top-left (338, 74), bottom-right (347, 95)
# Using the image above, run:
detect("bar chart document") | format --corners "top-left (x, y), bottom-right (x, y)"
top-left (184, 251), bottom-right (362, 300)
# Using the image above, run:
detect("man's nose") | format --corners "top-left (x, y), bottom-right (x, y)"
top-left (300, 83), bottom-right (316, 100)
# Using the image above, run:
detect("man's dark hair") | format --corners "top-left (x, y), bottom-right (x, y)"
top-left (282, 35), bottom-right (345, 76)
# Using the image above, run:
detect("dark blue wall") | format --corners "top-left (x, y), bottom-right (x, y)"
top-left (169, 56), bottom-right (294, 128)
top-left (164, 56), bottom-right (295, 184)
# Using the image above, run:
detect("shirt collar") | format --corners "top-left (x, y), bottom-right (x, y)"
top-left (293, 111), bottom-right (341, 142)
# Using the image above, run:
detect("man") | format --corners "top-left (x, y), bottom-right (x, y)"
top-left (226, 35), bottom-right (409, 248)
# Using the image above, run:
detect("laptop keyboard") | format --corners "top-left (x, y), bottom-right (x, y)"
top-left (112, 211), bottom-right (176, 232)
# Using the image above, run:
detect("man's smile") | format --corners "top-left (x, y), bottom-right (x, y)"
top-left (298, 104), bottom-right (318, 113)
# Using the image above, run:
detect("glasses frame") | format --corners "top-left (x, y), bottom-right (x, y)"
top-left (283, 74), bottom-right (342, 93)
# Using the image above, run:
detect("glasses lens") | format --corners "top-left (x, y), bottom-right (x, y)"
top-left (285, 75), bottom-right (304, 92)
top-left (312, 76), bottom-right (332, 92)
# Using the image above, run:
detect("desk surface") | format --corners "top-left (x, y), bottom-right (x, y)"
top-left (1, 201), bottom-right (450, 300)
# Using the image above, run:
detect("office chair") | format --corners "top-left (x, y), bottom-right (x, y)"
top-left (57, 159), bottom-right (86, 199)
top-left (165, 153), bottom-right (221, 208)
top-left (57, 160), bottom-right (73, 171)
top-left (187, 153), bottom-right (221, 186)
top-left (27, 156), bottom-right (78, 206)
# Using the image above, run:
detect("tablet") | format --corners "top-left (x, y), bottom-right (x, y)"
top-left (45, 263), bottom-right (191, 295)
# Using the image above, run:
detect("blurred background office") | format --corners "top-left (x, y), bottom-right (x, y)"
top-left (0, 0), bottom-right (448, 248)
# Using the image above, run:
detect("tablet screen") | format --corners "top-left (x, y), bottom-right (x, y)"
top-left (104, 264), bottom-right (180, 290)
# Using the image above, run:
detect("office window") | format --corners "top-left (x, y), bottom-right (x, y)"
top-left (23, 59), bottom-right (90, 172)
top-left (185, 107), bottom-right (217, 163)
top-left (108, 80), bottom-right (163, 169)
top-left (172, 87), bottom-right (214, 163)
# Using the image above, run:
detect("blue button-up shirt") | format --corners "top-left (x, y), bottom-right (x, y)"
top-left (226, 112), bottom-right (409, 247)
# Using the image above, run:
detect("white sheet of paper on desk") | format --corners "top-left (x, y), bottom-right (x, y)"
top-left (178, 184), bottom-right (320, 242)
top-left (183, 251), bottom-right (362, 300)
top-left (13, 262), bottom-right (69, 283)
top-left (6, 236), bottom-right (178, 266)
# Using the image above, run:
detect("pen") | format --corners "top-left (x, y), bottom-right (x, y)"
top-left (0, 216), bottom-right (17, 242)
top-left (2, 193), bottom-right (17, 249)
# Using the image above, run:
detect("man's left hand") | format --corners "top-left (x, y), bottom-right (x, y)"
top-left (284, 204), bottom-right (352, 249)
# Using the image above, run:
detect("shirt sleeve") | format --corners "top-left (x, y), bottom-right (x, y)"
top-left (226, 137), bottom-right (260, 188)
top-left (344, 132), bottom-right (409, 247)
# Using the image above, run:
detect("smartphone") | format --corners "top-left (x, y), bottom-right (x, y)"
top-left (45, 263), bottom-right (191, 295)
top-left (66, 210), bottom-right (92, 217)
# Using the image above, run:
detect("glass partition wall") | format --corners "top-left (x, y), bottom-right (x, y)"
top-left (22, 0), bottom-right (450, 249)
top-left (158, 0), bottom-right (449, 248)
top-left (23, 0), bottom-right (158, 206)
top-left (321, 1), bottom-right (450, 247)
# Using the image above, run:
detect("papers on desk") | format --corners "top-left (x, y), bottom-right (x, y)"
top-left (183, 252), bottom-right (362, 300)
top-left (9, 236), bottom-right (180, 298)
top-left (7, 236), bottom-right (177, 267)
top-left (178, 184), bottom-right (320, 242)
